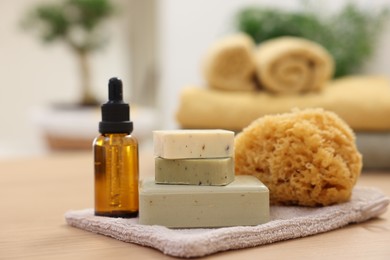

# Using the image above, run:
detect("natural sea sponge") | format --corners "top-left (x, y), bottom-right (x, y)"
top-left (234, 108), bottom-right (362, 206)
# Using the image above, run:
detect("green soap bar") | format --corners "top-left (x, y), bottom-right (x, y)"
top-left (139, 175), bottom-right (269, 228)
top-left (155, 157), bottom-right (234, 186)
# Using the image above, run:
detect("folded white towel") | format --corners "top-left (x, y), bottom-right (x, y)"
top-left (65, 187), bottom-right (389, 258)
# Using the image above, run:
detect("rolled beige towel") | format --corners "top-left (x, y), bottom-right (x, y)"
top-left (203, 33), bottom-right (257, 91)
top-left (255, 37), bottom-right (334, 94)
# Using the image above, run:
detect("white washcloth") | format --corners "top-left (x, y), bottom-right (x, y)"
top-left (65, 187), bottom-right (389, 258)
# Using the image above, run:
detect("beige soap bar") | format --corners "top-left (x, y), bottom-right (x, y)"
top-left (155, 157), bottom-right (234, 186)
top-left (139, 175), bottom-right (269, 228)
top-left (153, 129), bottom-right (234, 159)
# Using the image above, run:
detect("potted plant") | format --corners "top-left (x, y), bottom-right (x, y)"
top-left (22, 0), bottom-right (115, 106)
top-left (22, 0), bottom-right (116, 150)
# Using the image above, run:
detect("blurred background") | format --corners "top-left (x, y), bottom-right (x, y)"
top-left (1, 0), bottom-right (389, 159)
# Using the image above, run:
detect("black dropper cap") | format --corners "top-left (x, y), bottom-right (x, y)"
top-left (99, 77), bottom-right (133, 134)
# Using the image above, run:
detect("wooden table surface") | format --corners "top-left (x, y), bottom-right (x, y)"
top-left (1, 150), bottom-right (389, 259)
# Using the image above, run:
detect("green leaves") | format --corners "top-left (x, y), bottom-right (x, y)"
top-left (235, 3), bottom-right (389, 78)
top-left (66, 0), bottom-right (114, 31)
top-left (33, 4), bottom-right (68, 42)
top-left (22, 0), bottom-right (114, 52)
top-left (236, 9), bottom-right (323, 43)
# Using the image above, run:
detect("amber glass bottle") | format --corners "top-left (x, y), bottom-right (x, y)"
top-left (94, 77), bottom-right (139, 218)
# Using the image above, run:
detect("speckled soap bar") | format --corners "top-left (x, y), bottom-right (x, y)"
top-left (139, 175), bottom-right (269, 228)
top-left (153, 129), bottom-right (234, 159)
top-left (155, 157), bottom-right (234, 186)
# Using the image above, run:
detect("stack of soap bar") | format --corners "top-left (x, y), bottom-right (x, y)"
top-left (139, 175), bottom-right (269, 228)
top-left (153, 130), bottom-right (235, 185)
top-left (138, 129), bottom-right (270, 228)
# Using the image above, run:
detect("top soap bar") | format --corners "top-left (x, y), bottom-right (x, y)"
top-left (153, 129), bottom-right (234, 159)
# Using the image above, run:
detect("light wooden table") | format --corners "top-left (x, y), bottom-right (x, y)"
top-left (1, 151), bottom-right (389, 259)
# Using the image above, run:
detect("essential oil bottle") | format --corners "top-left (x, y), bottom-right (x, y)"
top-left (94, 77), bottom-right (139, 218)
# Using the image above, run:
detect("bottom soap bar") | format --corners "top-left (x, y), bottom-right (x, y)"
top-left (139, 175), bottom-right (269, 228)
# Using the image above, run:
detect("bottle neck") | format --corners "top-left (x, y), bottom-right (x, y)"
top-left (102, 133), bottom-right (129, 137)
